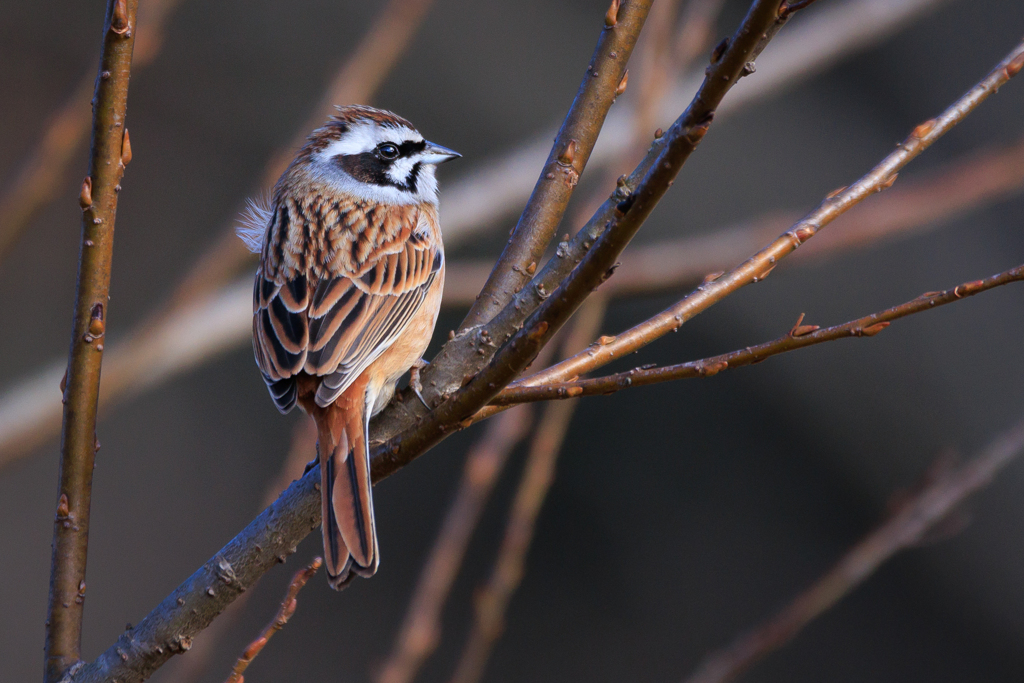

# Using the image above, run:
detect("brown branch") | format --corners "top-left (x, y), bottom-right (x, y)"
top-left (0, 0), bottom-right (952, 468)
top-left (0, 0), bottom-right (185, 266)
top-left (461, 0), bottom-right (652, 329)
top-left (681, 416), bottom-right (1024, 683)
top-left (369, 0), bottom-right (799, 484)
top-left (3, 128), bottom-right (1023, 472)
top-left (159, 419), bottom-right (316, 683)
top-left (490, 263), bottom-right (1024, 405)
top-left (223, 557), bottom-right (322, 683)
top-left (375, 405), bottom-right (534, 683)
top-left (45, 1), bottom-right (140, 681)
top-left (448, 297), bottom-right (608, 683)
top-left (515, 41), bottom-right (1024, 392)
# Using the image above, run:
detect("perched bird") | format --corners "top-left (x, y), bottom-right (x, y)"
top-left (240, 105), bottom-right (459, 588)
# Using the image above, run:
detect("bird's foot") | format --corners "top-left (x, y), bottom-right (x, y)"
top-left (410, 358), bottom-right (430, 409)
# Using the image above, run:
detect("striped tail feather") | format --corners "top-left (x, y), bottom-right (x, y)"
top-left (317, 384), bottom-right (379, 590)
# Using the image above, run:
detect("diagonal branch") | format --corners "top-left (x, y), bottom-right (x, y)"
top-left (490, 263), bottom-right (1024, 405)
top-left (460, 0), bottom-right (652, 329)
top-left (448, 296), bottom-right (607, 683)
top-left (0, 0), bottom-right (960, 469)
top-left (223, 558), bottom-right (321, 683)
top-left (45, 1), bottom-right (140, 681)
top-left (682, 416), bottom-right (1024, 683)
top-left (513, 41), bottom-right (1024, 392)
top-left (374, 405), bottom-right (534, 683)
top-left (369, 0), bottom-right (799, 479)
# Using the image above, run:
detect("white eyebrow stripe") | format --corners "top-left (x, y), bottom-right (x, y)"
top-left (317, 122), bottom-right (422, 158)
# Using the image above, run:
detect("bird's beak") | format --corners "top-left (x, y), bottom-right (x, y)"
top-left (421, 141), bottom-right (461, 165)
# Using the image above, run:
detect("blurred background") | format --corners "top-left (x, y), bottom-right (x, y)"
top-left (2, 0), bottom-right (1024, 681)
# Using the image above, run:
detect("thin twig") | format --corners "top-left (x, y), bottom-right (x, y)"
top-left (439, 0), bottom-right (951, 248)
top-left (160, 419), bottom-right (316, 683)
top-left (461, 0), bottom-right (652, 328)
top-left (374, 405), bottom-right (533, 683)
top-left (0, 0), bottom-right (185, 266)
top-left (682, 416), bottom-right (1024, 683)
top-left (0, 0), bottom-right (951, 467)
top-left (448, 297), bottom-right (608, 683)
top-left (3, 130), bottom-right (1023, 468)
top-left (490, 263), bottom-right (1024, 405)
top-left (223, 557), bottom-right (322, 683)
top-left (369, 0), bottom-right (800, 484)
top-left (45, 1), bottom-right (140, 681)
top-left (517, 41), bottom-right (1024, 392)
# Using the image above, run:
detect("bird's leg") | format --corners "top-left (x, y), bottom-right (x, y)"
top-left (409, 358), bottom-right (430, 409)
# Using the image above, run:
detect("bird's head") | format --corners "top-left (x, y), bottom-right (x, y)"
top-left (295, 104), bottom-right (460, 206)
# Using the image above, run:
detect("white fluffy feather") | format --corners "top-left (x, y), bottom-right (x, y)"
top-left (237, 194), bottom-right (272, 253)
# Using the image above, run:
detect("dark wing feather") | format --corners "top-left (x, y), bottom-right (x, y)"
top-left (252, 202), bottom-right (441, 413)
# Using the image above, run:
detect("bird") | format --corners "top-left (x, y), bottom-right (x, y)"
top-left (240, 105), bottom-right (459, 589)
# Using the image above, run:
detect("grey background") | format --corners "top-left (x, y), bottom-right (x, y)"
top-left (2, 0), bottom-right (1024, 681)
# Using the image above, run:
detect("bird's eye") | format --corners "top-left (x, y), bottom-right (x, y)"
top-left (376, 143), bottom-right (400, 160)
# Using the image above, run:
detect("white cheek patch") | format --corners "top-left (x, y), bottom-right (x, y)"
top-left (387, 157), bottom-right (418, 186)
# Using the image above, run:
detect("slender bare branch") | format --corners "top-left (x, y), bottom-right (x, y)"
top-left (439, 0), bottom-right (951, 249)
top-left (682, 416), bottom-right (1024, 683)
top-left (223, 558), bottom-right (321, 683)
top-left (375, 406), bottom-right (533, 683)
top-left (3, 129), bottom-right (1023, 470)
top-left (157, 419), bottom-right (316, 683)
top-left (0, 0), bottom-right (953, 468)
top-left (516, 41), bottom-right (1024, 392)
top-left (448, 297), bottom-right (607, 683)
top-left (368, 0), bottom-right (800, 482)
top-left (461, 0), bottom-right (652, 329)
top-left (45, 1), bottom-right (140, 681)
top-left (61, 14), bottom-right (1024, 683)
top-left (491, 263), bottom-right (1024, 405)
top-left (0, 0), bottom-right (185, 266)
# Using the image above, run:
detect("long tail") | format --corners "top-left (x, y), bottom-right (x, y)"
top-left (316, 378), bottom-right (379, 590)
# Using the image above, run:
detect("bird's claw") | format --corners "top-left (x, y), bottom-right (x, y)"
top-left (410, 358), bottom-right (430, 409)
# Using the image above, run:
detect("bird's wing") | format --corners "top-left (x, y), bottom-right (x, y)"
top-left (253, 203), bottom-right (441, 411)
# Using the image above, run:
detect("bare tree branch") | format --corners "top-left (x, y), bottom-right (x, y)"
top-left (223, 558), bottom-right (321, 683)
top-left (448, 297), bottom-right (607, 683)
top-left (514, 41), bottom-right (1024, 393)
top-left (2, 128), bottom-right (1022, 472)
top-left (0, 0), bottom-right (953, 469)
top-left (45, 1), bottom-right (140, 681)
top-left (368, 0), bottom-right (800, 481)
top-left (490, 263), bottom-right (1024, 405)
top-left (461, 0), bottom-right (652, 329)
top-left (375, 405), bottom-right (533, 683)
top-left (0, 0), bottom-right (185, 266)
top-left (681, 416), bottom-right (1024, 683)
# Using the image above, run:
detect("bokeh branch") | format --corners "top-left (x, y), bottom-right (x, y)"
top-left (0, 0), bottom-right (184, 266)
top-left (45, 1), bottom-right (139, 681)
top-left (515, 41), bottom-right (1024, 392)
top-left (369, 0), bottom-right (799, 480)
top-left (0, 0), bottom-right (959, 469)
top-left (223, 557), bottom-right (321, 683)
top-left (682, 416), bottom-right (1024, 683)
top-left (375, 405), bottom-right (533, 683)
top-left (461, 0), bottom-right (651, 328)
top-left (449, 297), bottom-right (607, 683)
top-left (491, 263), bottom-right (1024, 405)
